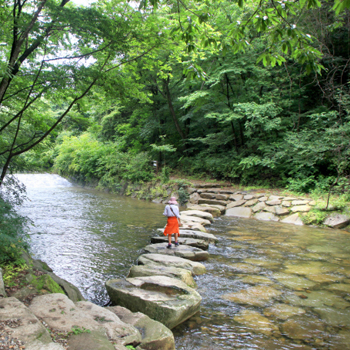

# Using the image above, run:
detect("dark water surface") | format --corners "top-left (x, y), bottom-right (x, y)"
top-left (16, 174), bottom-right (350, 350)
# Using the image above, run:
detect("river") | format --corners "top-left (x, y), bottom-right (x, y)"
top-left (16, 174), bottom-right (350, 350)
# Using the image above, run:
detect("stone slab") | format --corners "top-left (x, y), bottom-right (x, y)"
top-left (255, 212), bottom-right (279, 222)
top-left (225, 207), bottom-right (252, 218)
top-left (180, 215), bottom-right (211, 226)
top-left (180, 210), bottom-right (214, 222)
top-left (143, 243), bottom-right (209, 261)
top-left (323, 214), bottom-right (350, 229)
top-left (137, 253), bottom-right (206, 275)
top-left (157, 228), bottom-right (218, 243)
top-left (128, 265), bottom-right (197, 288)
top-left (151, 236), bottom-right (209, 250)
top-left (105, 276), bottom-right (202, 329)
top-left (281, 213), bottom-right (304, 225)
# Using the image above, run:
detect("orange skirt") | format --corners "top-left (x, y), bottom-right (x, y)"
top-left (163, 217), bottom-right (180, 236)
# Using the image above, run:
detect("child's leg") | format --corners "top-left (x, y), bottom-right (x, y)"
top-left (168, 234), bottom-right (172, 245)
top-left (174, 232), bottom-right (179, 242)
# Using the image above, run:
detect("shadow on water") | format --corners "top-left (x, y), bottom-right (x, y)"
top-left (16, 174), bottom-right (350, 350)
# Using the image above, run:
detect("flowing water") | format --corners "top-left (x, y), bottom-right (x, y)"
top-left (16, 174), bottom-right (350, 350)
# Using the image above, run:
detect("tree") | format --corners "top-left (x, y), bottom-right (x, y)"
top-left (0, 0), bottom-right (162, 186)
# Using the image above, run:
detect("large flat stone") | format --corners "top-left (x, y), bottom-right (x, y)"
top-left (180, 210), bottom-right (214, 222)
top-left (291, 205), bottom-right (311, 213)
top-left (198, 198), bottom-right (228, 206)
top-left (254, 212), bottom-right (279, 222)
top-left (225, 207), bottom-right (252, 218)
top-left (281, 213), bottom-right (304, 225)
top-left (226, 200), bottom-right (246, 209)
top-left (105, 276), bottom-right (201, 329)
top-left (108, 306), bottom-right (175, 350)
top-left (0, 297), bottom-right (53, 348)
top-left (157, 228), bottom-right (218, 243)
top-left (128, 265), bottom-right (196, 288)
top-left (151, 236), bottom-right (209, 250)
top-left (323, 214), bottom-right (350, 229)
top-left (180, 214), bottom-right (212, 226)
top-left (143, 243), bottom-right (209, 261)
top-left (185, 204), bottom-right (221, 217)
top-left (137, 253), bottom-right (206, 275)
top-left (29, 294), bottom-right (141, 347)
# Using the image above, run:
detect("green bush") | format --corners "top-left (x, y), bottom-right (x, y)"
top-left (0, 195), bottom-right (29, 264)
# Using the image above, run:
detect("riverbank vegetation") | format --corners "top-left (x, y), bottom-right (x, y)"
top-left (1, 0), bottom-right (350, 261)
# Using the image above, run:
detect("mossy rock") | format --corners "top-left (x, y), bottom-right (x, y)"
top-left (31, 274), bottom-right (65, 294)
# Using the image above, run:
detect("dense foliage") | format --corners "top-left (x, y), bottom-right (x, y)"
top-left (1, 0), bottom-right (350, 196)
top-left (0, 176), bottom-right (29, 264)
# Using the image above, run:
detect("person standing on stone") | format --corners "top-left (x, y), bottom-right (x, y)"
top-left (163, 197), bottom-right (181, 249)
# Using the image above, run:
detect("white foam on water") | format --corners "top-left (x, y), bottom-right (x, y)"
top-left (14, 173), bottom-right (73, 188)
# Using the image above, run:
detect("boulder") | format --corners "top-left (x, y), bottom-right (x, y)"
top-left (150, 236), bottom-right (209, 250)
top-left (157, 228), bottom-right (218, 243)
top-left (137, 253), bottom-right (206, 275)
top-left (225, 207), bottom-right (252, 218)
top-left (189, 192), bottom-right (200, 204)
top-left (143, 243), bottom-right (209, 261)
top-left (323, 214), bottom-right (350, 229)
top-left (128, 265), bottom-right (196, 288)
top-left (180, 210), bottom-right (214, 222)
top-left (108, 306), bottom-right (175, 350)
top-left (105, 276), bottom-right (202, 329)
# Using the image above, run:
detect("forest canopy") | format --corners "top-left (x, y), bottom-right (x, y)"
top-left (0, 0), bottom-right (349, 194)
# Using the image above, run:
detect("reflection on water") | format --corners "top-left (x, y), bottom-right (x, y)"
top-left (16, 174), bottom-right (350, 350)
top-left (16, 174), bottom-right (166, 304)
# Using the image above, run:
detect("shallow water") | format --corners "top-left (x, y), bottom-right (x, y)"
top-left (16, 174), bottom-right (350, 350)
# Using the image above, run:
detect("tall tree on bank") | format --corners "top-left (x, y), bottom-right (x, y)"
top-left (0, 0), bottom-right (162, 187)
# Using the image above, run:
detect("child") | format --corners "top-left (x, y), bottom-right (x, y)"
top-left (163, 197), bottom-right (181, 248)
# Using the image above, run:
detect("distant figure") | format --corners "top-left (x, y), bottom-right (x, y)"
top-left (163, 197), bottom-right (181, 248)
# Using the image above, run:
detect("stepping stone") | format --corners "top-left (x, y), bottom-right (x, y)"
top-left (108, 306), bottom-right (175, 350)
top-left (151, 236), bottom-right (209, 250)
top-left (157, 228), bottom-right (218, 243)
top-left (292, 200), bottom-right (311, 205)
top-left (137, 253), bottom-right (206, 275)
top-left (143, 243), bottom-right (209, 261)
top-left (128, 265), bottom-right (197, 288)
top-left (180, 210), bottom-right (214, 222)
top-left (225, 207), bottom-right (252, 218)
top-left (186, 205), bottom-right (221, 217)
top-left (200, 203), bottom-right (226, 214)
top-left (180, 214), bottom-right (211, 226)
top-left (252, 202), bottom-right (266, 213)
top-left (105, 276), bottom-right (202, 329)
